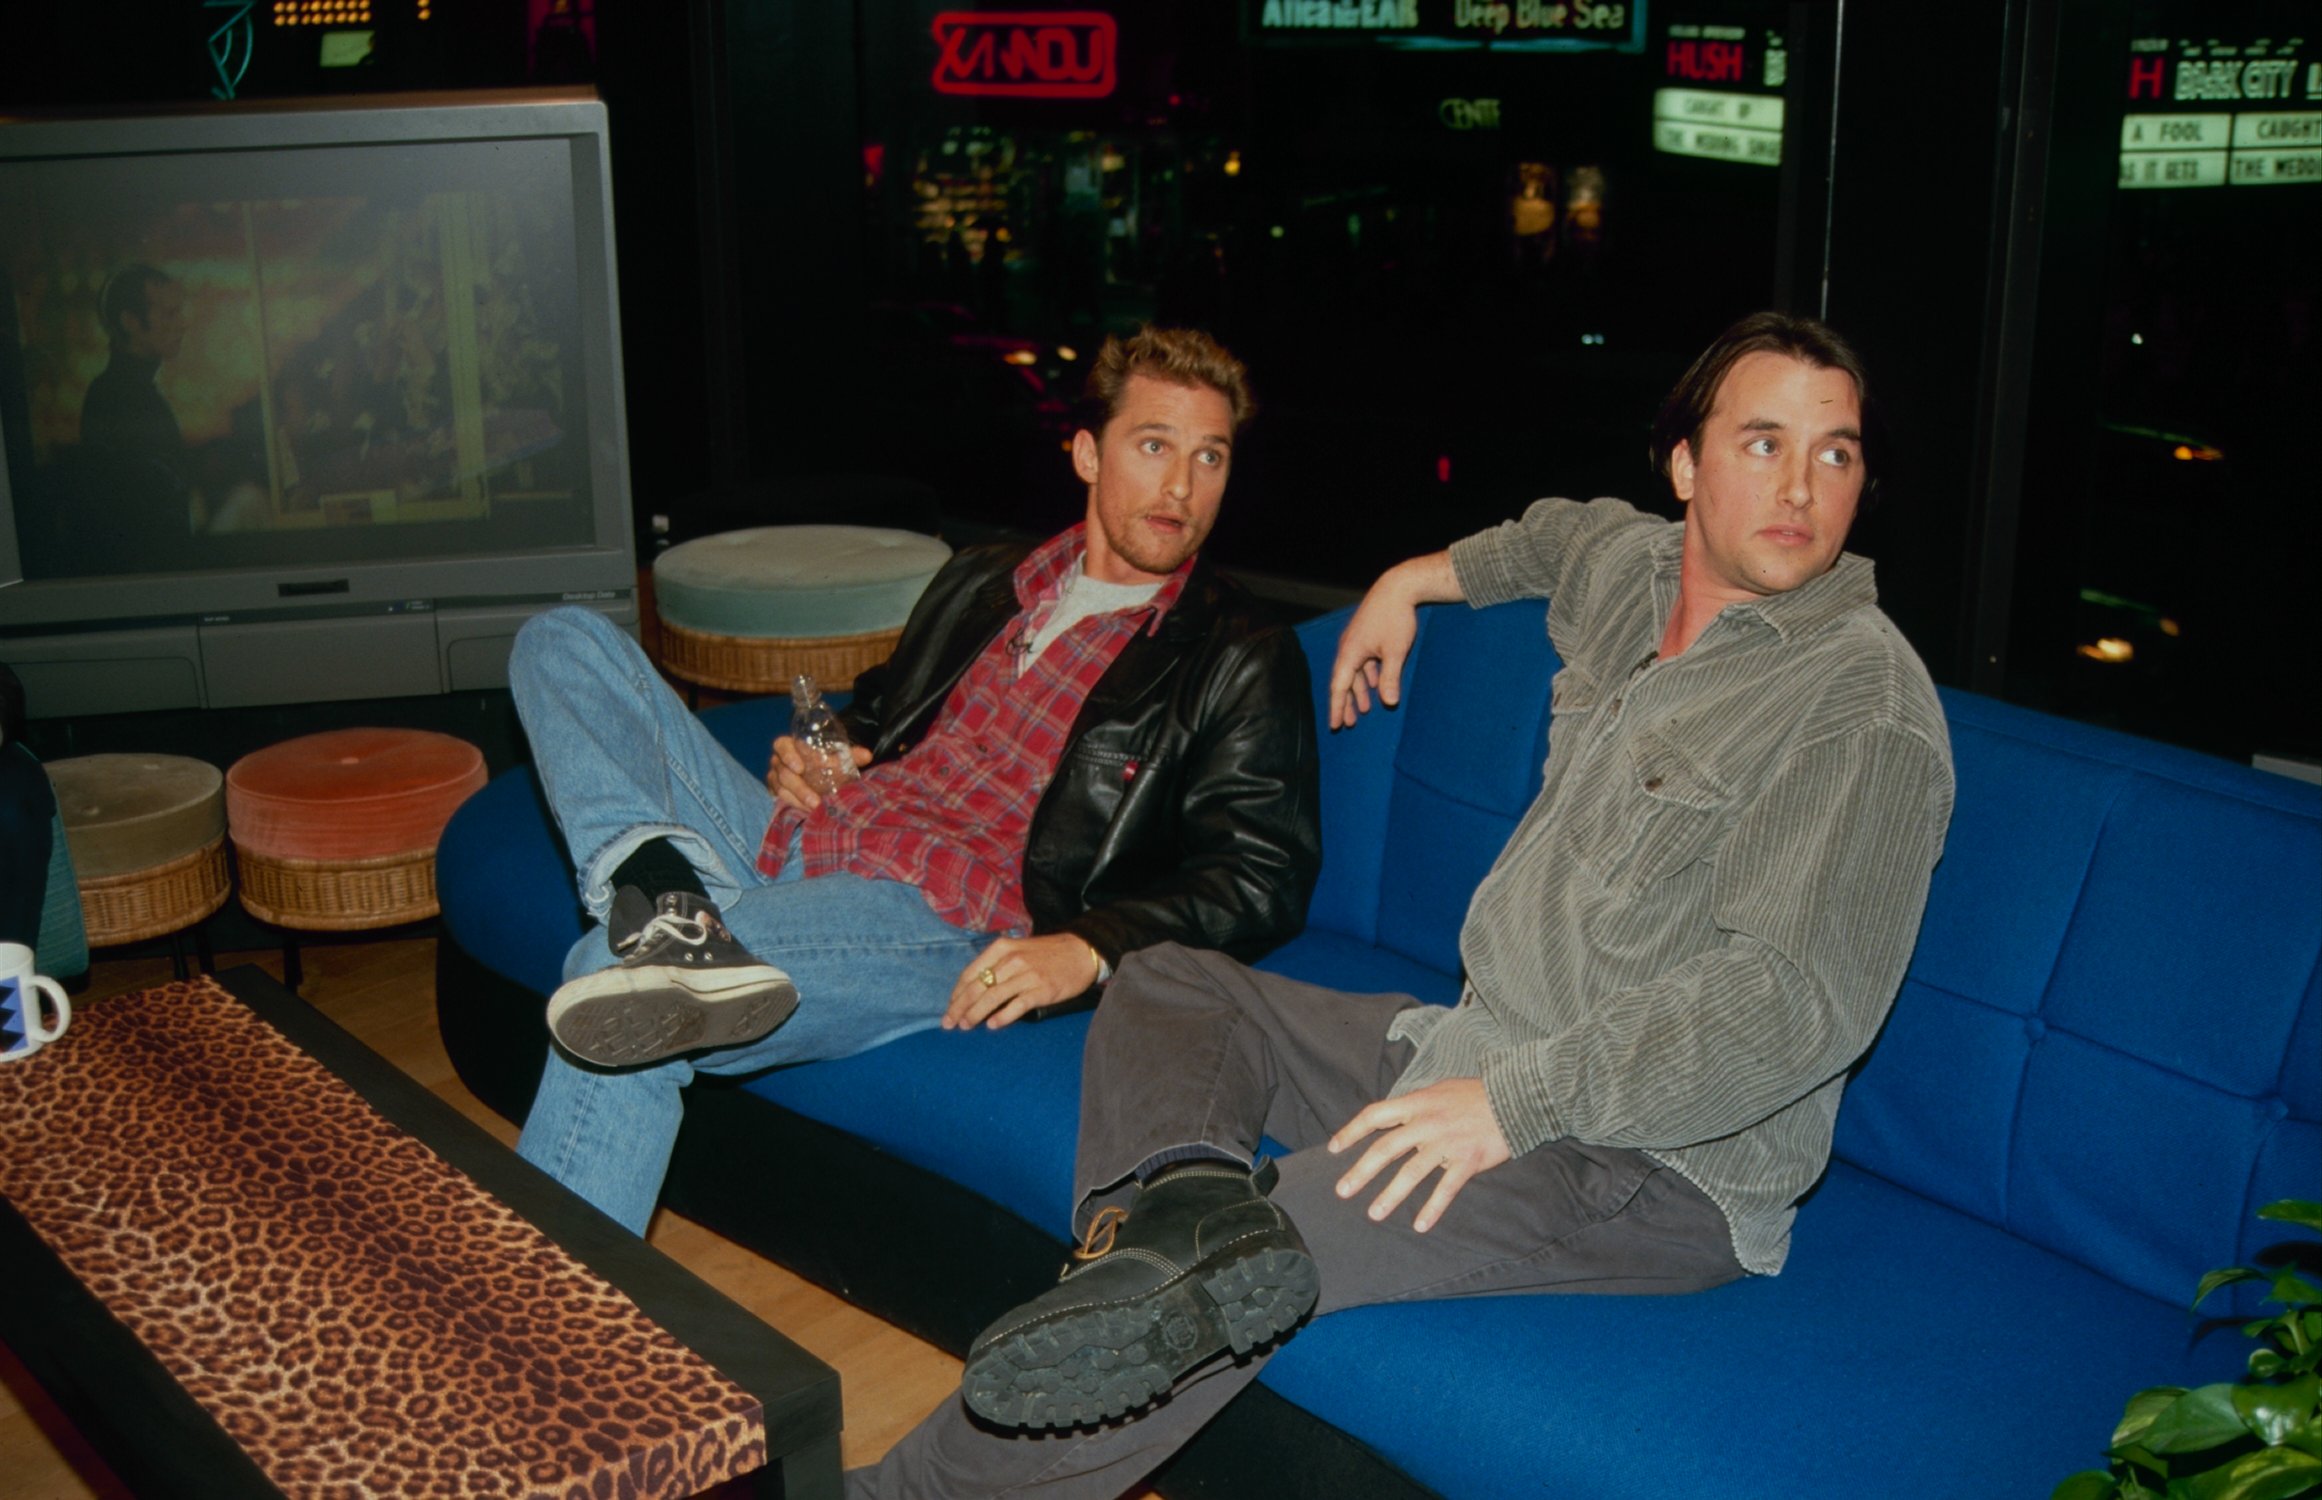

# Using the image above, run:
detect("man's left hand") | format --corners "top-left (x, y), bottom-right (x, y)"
top-left (945, 935), bottom-right (1104, 1031)
top-left (1327, 1078), bottom-right (1511, 1233)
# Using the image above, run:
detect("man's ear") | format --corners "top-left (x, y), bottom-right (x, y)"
top-left (1071, 428), bottom-right (1102, 485)
top-left (1669, 439), bottom-right (1697, 503)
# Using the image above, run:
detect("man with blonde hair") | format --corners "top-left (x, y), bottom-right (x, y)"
top-left (506, 326), bottom-right (1322, 1235)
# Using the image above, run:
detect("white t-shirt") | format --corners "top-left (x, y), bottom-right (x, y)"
top-left (1020, 565), bottom-right (1162, 673)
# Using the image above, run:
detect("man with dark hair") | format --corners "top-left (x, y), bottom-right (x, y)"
top-left (507, 325), bottom-right (1321, 1235)
top-left (72, 264), bottom-right (195, 565)
top-left (81, 264), bottom-right (187, 461)
top-left (1647, 305), bottom-right (1884, 512)
top-left (854, 311), bottom-right (1952, 1497)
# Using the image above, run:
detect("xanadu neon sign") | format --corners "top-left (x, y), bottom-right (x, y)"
top-left (930, 11), bottom-right (1118, 99)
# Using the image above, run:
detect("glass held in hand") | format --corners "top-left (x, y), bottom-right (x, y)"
top-left (790, 673), bottom-right (861, 797)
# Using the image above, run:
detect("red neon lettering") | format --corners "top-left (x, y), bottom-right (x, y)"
top-left (931, 11), bottom-right (1117, 99)
top-left (946, 30), bottom-right (995, 80)
top-left (2127, 54), bottom-right (2165, 100)
top-left (1666, 38), bottom-right (1744, 82)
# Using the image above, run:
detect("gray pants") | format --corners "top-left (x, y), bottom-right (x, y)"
top-left (851, 943), bottom-right (1745, 1499)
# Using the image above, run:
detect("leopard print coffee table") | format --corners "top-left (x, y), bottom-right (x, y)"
top-left (0, 969), bottom-right (841, 1499)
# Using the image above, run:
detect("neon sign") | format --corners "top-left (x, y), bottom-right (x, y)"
top-left (206, 0), bottom-right (256, 99)
top-left (930, 11), bottom-right (1118, 99)
top-left (2116, 35), bottom-right (2322, 190)
top-left (1666, 38), bottom-right (1744, 83)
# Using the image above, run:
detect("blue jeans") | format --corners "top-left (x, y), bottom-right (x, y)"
top-left (506, 607), bottom-right (998, 1234)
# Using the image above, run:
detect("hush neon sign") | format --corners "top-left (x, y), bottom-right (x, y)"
top-left (930, 11), bottom-right (1118, 99)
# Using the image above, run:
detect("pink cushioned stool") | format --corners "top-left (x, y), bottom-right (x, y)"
top-left (227, 728), bottom-right (486, 935)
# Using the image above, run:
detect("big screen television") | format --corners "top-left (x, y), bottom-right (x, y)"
top-left (0, 90), bottom-right (637, 717)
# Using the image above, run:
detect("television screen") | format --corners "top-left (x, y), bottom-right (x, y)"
top-left (0, 92), bottom-right (637, 714)
top-left (2, 136), bottom-right (596, 578)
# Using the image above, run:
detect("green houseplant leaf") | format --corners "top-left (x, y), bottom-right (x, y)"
top-left (2060, 1202), bottom-right (2322, 1500)
top-left (2202, 1267), bottom-right (2272, 1308)
top-left (2175, 1446), bottom-right (2322, 1500)
top-left (2136, 1385), bottom-right (2255, 1455)
top-left (2237, 1378), bottom-right (2322, 1447)
top-left (2117, 1389), bottom-right (2192, 1449)
top-left (2271, 1272), bottom-right (2322, 1313)
top-left (2260, 1204), bottom-right (2322, 1235)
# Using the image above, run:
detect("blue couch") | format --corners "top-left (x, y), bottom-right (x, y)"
top-left (435, 601), bottom-right (2321, 1499)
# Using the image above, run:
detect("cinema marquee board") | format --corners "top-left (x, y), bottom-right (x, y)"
top-left (1250, 0), bottom-right (1646, 53)
top-left (2117, 32), bottom-right (2322, 189)
top-left (1650, 21), bottom-right (1788, 167)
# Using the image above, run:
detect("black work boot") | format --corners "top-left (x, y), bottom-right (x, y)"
top-left (961, 1160), bottom-right (1318, 1429)
top-left (544, 888), bottom-right (798, 1067)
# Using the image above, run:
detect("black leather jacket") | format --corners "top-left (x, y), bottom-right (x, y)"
top-left (839, 541), bottom-right (1321, 995)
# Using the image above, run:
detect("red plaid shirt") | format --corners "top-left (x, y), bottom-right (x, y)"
top-left (758, 525), bottom-right (1190, 934)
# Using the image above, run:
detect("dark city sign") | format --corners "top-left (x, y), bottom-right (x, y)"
top-left (930, 11), bottom-right (1118, 99)
top-left (2116, 33), bottom-right (2320, 189)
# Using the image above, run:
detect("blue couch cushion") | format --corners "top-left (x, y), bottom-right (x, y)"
top-left (743, 1013), bottom-right (1093, 1231)
top-left (435, 768), bottom-right (586, 996)
top-left (1295, 613), bottom-right (1404, 948)
top-left (1838, 688), bottom-right (2322, 1308)
top-left (1255, 928), bottom-right (1464, 1009)
top-left (1260, 1162), bottom-right (2246, 1500)
top-left (1292, 605), bottom-right (1558, 977)
top-left (734, 929), bottom-right (1470, 1242)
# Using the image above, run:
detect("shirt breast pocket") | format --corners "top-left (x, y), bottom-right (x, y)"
top-left (1583, 728), bottom-right (1731, 889)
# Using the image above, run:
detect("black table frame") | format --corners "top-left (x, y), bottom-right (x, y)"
top-left (0, 964), bottom-right (843, 1499)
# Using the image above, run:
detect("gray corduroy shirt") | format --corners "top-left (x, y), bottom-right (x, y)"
top-left (1388, 498), bottom-right (1953, 1274)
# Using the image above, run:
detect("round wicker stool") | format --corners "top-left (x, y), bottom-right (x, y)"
top-left (226, 729), bottom-right (487, 951)
top-left (46, 753), bottom-right (231, 975)
top-left (654, 524), bottom-right (952, 695)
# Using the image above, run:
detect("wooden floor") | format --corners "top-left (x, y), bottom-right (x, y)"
top-left (0, 938), bottom-right (1154, 1498)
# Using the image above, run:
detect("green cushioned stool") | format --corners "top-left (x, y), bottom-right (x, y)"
top-left (653, 524), bottom-right (952, 695)
top-left (47, 753), bottom-right (230, 978)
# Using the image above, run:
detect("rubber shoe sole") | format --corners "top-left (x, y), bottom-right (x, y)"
top-left (961, 1244), bottom-right (1318, 1430)
top-left (547, 963), bottom-right (798, 1067)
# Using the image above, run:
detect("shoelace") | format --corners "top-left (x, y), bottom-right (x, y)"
top-left (615, 910), bottom-right (713, 955)
top-left (1073, 1205), bottom-right (1128, 1260)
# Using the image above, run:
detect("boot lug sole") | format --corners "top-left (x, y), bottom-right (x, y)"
top-left (962, 1245), bottom-right (1318, 1431)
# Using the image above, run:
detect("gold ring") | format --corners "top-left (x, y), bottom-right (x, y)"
top-left (979, 967), bottom-right (997, 988)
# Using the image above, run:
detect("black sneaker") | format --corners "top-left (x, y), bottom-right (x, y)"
top-left (545, 888), bottom-right (798, 1067)
top-left (960, 1160), bottom-right (1318, 1430)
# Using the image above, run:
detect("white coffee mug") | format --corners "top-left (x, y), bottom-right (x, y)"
top-left (0, 942), bottom-right (71, 1062)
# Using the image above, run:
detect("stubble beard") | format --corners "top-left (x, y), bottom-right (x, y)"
top-left (1103, 509), bottom-right (1205, 579)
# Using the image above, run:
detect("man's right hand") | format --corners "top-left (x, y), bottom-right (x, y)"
top-left (1327, 551), bottom-right (1463, 731)
top-left (766, 736), bottom-right (873, 812)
